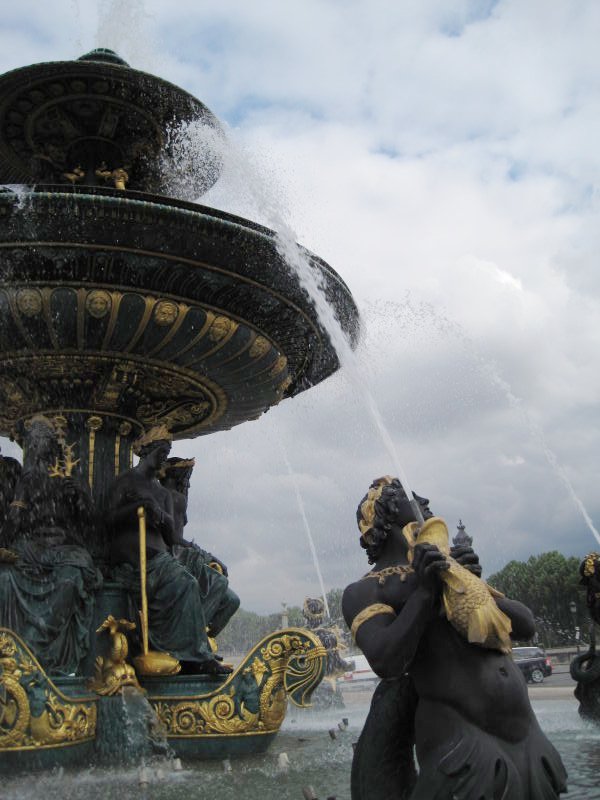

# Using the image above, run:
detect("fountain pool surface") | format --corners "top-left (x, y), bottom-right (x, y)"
top-left (2, 692), bottom-right (599, 800)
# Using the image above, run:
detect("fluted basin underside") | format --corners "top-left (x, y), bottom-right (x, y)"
top-left (0, 186), bottom-right (359, 443)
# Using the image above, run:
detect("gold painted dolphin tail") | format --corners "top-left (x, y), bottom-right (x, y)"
top-left (407, 517), bottom-right (513, 654)
top-left (442, 566), bottom-right (513, 654)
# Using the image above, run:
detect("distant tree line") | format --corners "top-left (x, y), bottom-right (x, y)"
top-left (216, 553), bottom-right (586, 654)
top-left (215, 587), bottom-right (348, 655)
top-left (487, 551), bottom-right (587, 648)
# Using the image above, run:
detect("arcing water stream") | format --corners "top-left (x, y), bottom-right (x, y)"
top-left (155, 107), bottom-right (600, 554)
top-left (281, 445), bottom-right (332, 620)
top-left (376, 295), bottom-right (600, 548)
top-left (184, 125), bottom-right (426, 525)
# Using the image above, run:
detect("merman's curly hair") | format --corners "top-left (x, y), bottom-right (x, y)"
top-left (356, 477), bottom-right (429, 564)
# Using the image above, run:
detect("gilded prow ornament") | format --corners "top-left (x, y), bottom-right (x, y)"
top-left (0, 629), bottom-right (97, 752)
top-left (151, 628), bottom-right (327, 739)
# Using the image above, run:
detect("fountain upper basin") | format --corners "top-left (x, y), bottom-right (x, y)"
top-left (0, 184), bottom-right (359, 446)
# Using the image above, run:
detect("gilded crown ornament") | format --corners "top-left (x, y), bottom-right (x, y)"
top-left (132, 424), bottom-right (173, 454)
top-left (164, 458), bottom-right (196, 470)
top-left (358, 475), bottom-right (393, 537)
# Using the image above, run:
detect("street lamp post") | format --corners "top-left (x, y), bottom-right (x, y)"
top-left (569, 600), bottom-right (580, 654)
top-left (281, 602), bottom-right (289, 629)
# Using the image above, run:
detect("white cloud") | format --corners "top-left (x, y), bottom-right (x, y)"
top-left (0, 0), bottom-right (599, 612)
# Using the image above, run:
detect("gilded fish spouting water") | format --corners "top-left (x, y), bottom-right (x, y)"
top-left (405, 517), bottom-right (513, 654)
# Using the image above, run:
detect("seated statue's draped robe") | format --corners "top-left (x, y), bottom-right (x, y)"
top-left (0, 470), bottom-right (101, 675)
top-left (112, 552), bottom-right (214, 663)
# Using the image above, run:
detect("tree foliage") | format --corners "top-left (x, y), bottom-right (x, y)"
top-left (487, 551), bottom-right (586, 647)
top-left (215, 588), bottom-right (349, 655)
top-left (216, 552), bottom-right (586, 654)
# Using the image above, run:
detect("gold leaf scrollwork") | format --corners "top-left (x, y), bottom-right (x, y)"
top-left (148, 629), bottom-right (326, 739)
top-left (154, 692), bottom-right (259, 736)
top-left (29, 693), bottom-right (97, 744)
top-left (0, 676), bottom-right (30, 747)
top-left (0, 629), bottom-right (97, 751)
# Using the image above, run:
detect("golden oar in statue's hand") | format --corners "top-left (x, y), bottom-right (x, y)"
top-left (132, 506), bottom-right (181, 676)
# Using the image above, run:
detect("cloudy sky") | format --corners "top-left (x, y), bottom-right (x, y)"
top-left (1, 0), bottom-right (599, 613)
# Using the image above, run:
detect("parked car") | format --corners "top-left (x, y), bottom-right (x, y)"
top-left (340, 654), bottom-right (380, 687)
top-left (512, 646), bottom-right (552, 683)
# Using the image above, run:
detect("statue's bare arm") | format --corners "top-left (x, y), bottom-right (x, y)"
top-left (342, 581), bottom-right (436, 678)
top-left (158, 488), bottom-right (176, 547)
top-left (495, 597), bottom-right (536, 640)
top-left (452, 544), bottom-right (536, 641)
top-left (342, 544), bottom-right (449, 678)
top-left (106, 478), bottom-right (138, 529)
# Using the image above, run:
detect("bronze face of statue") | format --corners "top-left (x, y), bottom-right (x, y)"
top-left (343, 476), bottom-right (567, 800)
top-left (86, 290), bottom-right (112, 319)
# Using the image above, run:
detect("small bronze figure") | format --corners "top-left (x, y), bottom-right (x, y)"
top-left (0, 416), bottom-right (100, 674)
top-left (159, 456), bottom-right (240, 639)
top-left (107, 427), bottom-right (231, 675)
top-left (343, 476), bottom-right (567, 800)
top-left (571, 553), bottom-right (600, 721)
top-left (95, 162), bottom-right (129, 190)
top-left (61, 165), bottom-right (85, 185)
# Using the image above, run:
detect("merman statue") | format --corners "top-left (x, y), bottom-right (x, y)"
top-left (343, 476), bottom-right (567, 800)
top-left (570, 552), bottom-right (600, 722)
top-left (107, 426), bottom-right (231, 675)
top-left (0, 416), bottom-right (101, 674)
top-left (159, 457), bottom-right (239, 638)
top-left (301, 597), bottom-right (350, 709)
top-left (302, 597), bottom-right (352, 678)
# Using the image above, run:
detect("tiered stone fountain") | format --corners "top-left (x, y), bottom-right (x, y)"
top-left (0, 48), bottom-right (359, 772)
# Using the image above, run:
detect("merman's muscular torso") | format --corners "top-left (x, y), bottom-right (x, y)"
top-left (380, 571), bottom-right (532, 738)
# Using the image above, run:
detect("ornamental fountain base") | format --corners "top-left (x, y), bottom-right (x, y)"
top-left (0, 625), bottom-right (326, 773)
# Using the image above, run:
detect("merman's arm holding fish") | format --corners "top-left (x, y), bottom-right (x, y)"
top-left (342, 541), bottom-right (450, 678)
top-left (343, 524), bottom-right (535, 679)
top-left (344, 476), bottom-right (536, 678)
top-left (450, 541), bottom-right (536, 640)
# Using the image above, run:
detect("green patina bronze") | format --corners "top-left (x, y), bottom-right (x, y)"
top-left (0, 47), bottom-right (354, 770)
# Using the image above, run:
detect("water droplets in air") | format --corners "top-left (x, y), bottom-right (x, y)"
top-left (127, 83), bottom-right (599, 547)
top-left (376, 296), bottom-right (600, 548)
top-left (181, 124), bottom-right (424, 522)
top-left (281, 445), bottom-right (331, 620)
top-left (93, 0), bottom-right (155, 71)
